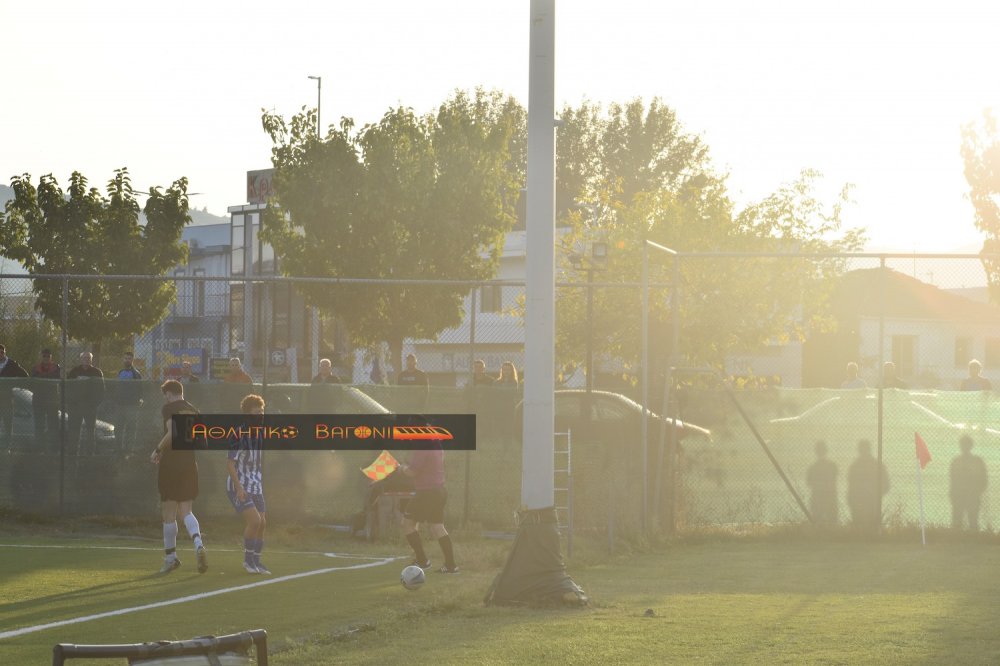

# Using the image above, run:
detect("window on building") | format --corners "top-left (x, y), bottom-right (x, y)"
top-left (955, 337), bottom-right (972, 367)
top-left (480, 285), bottom-right (502, 313)
top-left (985, 338), bottom-right (1000, 369)
top-left (892, 335), bottom-right (916, 378)
top-left (250, 217), bottom-right (260, 275)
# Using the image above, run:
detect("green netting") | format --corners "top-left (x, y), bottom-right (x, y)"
top-left (1, 379), bottom-right (996, 533)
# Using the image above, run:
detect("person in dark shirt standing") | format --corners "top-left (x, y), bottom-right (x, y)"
top-left (179, 361), bottom-right (200, 384)
top-left (950, 435), bottom-right (988, 530)
top-left (67, 352), bottom-right (105, 454)
top-left (30, 349), bottom-right (61, 449)
top-left (806, 440), bottom-right (839, 525)
top-left (0, 344), bottom-right (29, 446)
top-left (880, 361), bottom-right (908, 389)
top-left (472, 359), bottom-right (496, 387)
top-left (114, 351), bottom-right (143, 452)
top-left (846, 439), bottom-right (890, 534)
top-left (960, 359), bottom-right (992, 391)
top-left (312, 358), bottom-right (343, 384)
top-left (397, 353), bottom-right (429, 411)
top-left (497, 361), bottom-right (519, 386)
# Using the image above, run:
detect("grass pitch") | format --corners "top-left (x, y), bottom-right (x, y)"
top-left (1, 524), bottom-right (999, 665)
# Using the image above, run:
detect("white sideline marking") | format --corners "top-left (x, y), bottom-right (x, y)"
top-left (0, 543), bottom-right (392, 560)
top-left (0, 555), bottom-right (398, 641)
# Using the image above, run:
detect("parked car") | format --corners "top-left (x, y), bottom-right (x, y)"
top-left (516, 389), bottom-right (712, 444)
top-left (11, 387), bottom-right (115, 443)
top-left (269, 383), bottom-right (392, 415)
top-left (767, 391), bottom-right (1000, 445)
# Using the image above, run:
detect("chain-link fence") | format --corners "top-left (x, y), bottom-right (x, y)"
top-left (0, 257), bottom-right (998, 539)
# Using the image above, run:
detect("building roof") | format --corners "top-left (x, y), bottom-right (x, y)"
top-left (836, 268), bottom-right (1000, 323)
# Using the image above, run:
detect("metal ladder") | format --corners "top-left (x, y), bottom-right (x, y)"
top-left (554, 429), bottom-right (573, 557)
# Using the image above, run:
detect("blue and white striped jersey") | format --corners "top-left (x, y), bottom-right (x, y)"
top-left (227, 435), bottom-right (264, 496)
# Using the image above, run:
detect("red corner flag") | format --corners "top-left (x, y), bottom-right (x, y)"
top-left (915, 432), bottom-right (932, 470)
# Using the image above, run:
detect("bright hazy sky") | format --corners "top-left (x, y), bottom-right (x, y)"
top-left (4, 0), bottom-right (999, 251)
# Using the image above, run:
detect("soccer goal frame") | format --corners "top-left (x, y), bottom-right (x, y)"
top-left (52, 629), bottom-right (268, 665)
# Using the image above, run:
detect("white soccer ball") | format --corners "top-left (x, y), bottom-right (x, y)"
top-left (401, 565), bottom-right (426, 590)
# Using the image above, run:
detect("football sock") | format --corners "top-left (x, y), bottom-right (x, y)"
top-left (183, 514), bottom-right (203, 550)
top-left (163, 521), bottom-right (178, 558)
top-left (252, 539), bottom-right (264, 564)
top-left (438, 534), bottom-right (455, 570)
top-left (243, 537), bottom-right (255, 565)
top-left (405, 531), bottom-right (427, 564)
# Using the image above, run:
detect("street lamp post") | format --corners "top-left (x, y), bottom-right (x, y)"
top-left (306, 75), bottom-right (322, 378)
top-left (307, 75), bottom-right (321, 137)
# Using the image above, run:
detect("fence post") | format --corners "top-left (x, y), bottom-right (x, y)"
top-left (59, 277), bottom-right (68, 515)
top-left (463, 287), bottom-right (476, 527)
top-left (877, 256), bottom-right (886, 534)
top-left (262, 281), bottom-right (270, 394)
top-left (668, 253), bottom-right (680, 533)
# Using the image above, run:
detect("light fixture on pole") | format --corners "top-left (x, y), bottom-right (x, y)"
top-left (307, 75), bottom-right (321, 137)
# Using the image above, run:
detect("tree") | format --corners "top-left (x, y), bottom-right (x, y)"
top-left (961, 109), bottom-right (1000, 301)
top-left (551, 98), bottom-right (864, 379)
top-left (1, 169), bottom-right (191, 362)
top-left (261, 89), bottom-right (523, 374)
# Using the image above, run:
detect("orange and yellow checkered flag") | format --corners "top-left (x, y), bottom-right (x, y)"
top-left (361, 450), bottom-right (399, 481)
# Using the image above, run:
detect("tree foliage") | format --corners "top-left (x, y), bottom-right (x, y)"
top-left (1, 169), bottom-right (191, 360)
top-left (261, 89), bottom-right (523, 372)
top-left (552, 98), bottom-right (865, 376)
top-left (961, 109), bottom-right (1000, 301)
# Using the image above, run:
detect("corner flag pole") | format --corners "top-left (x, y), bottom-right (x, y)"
top-left (915, 456), bottom-right (926, 546)
top-left (914, 432), bottom-right (931, 546)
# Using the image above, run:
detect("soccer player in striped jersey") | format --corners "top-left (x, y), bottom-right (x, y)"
top-left (226, 394), bottom-right (270, 574)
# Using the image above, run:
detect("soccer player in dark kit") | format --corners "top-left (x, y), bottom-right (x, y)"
top-left (149, 380), bottom-right (208, 575)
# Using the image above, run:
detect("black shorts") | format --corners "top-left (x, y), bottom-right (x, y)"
top-left (404, 487), bottom-right (447, 524)
top-left (158, 453), bottom-right (199, 502)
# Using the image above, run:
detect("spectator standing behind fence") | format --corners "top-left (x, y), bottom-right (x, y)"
top-left (497, 361), bottom-right (519, 386)
top-left (179, 361), bottom-right (200, 384)
top-left (397, 354), bottom-right (429, 411)
top-left (224, 357), bottom-right (253, 384)
top-left (67, 352), bottom-right (105, 454)
top-left (880, 361), bottom-right (907, 389)
top-left (114, 351), bottom-right (143, 452)
top-left (950, 435), bottom-right (988, 530)
top-left (840, 362), bottom-right (867, 389)
top-left (846, 439), bottom-right (890, 533)
top-left (0, 344), bottom-right (29, 445)
top-left (472, 359), bottom-right (496, 387)
top-left (312, 358), bottom-right (343, 384)
top-left (369, 356), bottom-right (386, 384)
top-left (31, 348), bottom-right (61, 449)
top-left (960, 359), bottom-right (992, 391)
top-left (806, 440), bottom-right (839, 525)
top-left (496, 362), bottom-right (521, 444)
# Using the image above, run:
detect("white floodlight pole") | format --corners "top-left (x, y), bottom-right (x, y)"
top-left (641, 239), bottom-right (649, 531)
top-left (521, 0), bottom-right (556, 510)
